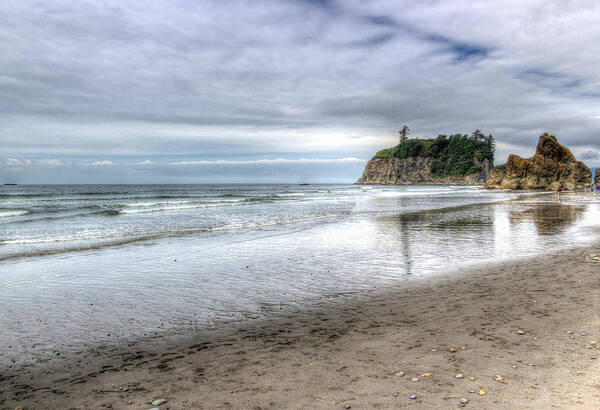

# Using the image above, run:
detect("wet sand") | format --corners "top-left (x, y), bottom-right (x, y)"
top-left (2, 238), bottom-right (600, 409)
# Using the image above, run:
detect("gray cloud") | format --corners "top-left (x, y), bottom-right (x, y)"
top-left (1, 0), bottom-right (600, 183)
top-left (578, 150), bottom-right (600, 161)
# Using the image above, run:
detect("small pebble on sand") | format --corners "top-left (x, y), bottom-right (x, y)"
top-left (345, 405), bottom-right (351, 409)
top-left (495, 375), bottom-right (504, 382)
top-left (567, 331), bottom-right (574, 335)
top-left (409, 394), bottom-right (417, 400)
top-left (421, 373), bottom-right (432, 377)
top-left (512, 365), bottom-right (517, 369)
top-left (582, 332), bottom-right (587, 336)
top-left (151, 399), bottom-right (167, 406)
top-left (395, 371), bottom-right (405, 377)
top-left (517, 330), bottom-right (525, 335)
top-left (455, 373), bottom-right (464, 379)
top-left (411, 377), bottom-right (419, 382)
top-left (15, 407), bottom-right (23, 410)
top-left (590, 341), bottom-right (597, 345)
top-left (449, 347), bottom-right (457, 352)
top-left (479, 391), bottom-right (486, 396)
top-left (393, 392), bottom-right (399, 397)
top-left (460, 398), bottom-right (469, 404)
top-left (469, 376), bottom-right (475, 381)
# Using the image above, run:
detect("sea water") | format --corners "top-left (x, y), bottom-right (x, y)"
top-left (1, 184), bottom-right (599, 366)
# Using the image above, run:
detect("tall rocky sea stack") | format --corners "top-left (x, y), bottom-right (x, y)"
top-left (484, 133), bottom-right (591, 190)
top-left (357, 133), bottom-right (495, 185)
top-left (357, 156), bottom-right (493, 185)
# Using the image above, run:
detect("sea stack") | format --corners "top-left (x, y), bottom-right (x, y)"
top-left (596, 168), bottom-right (599, 184)
top-left (484, 133), bottom-right (591, 190)
top-left (357, 133), bottom-right (494, 185)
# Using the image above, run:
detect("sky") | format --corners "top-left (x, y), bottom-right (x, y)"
top-left (1, 0), bottom-right (600, 184)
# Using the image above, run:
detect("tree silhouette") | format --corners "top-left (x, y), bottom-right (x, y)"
top-left (399, 125), bottom-right (410, 144)
top-left (471, 129), bottom-right (484, 141)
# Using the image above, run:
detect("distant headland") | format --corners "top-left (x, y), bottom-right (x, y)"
top-left (357, 128), bottom-right (495, 185)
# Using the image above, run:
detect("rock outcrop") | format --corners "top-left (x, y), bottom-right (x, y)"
top-left (484, 133), bottom-right (591, 190)
top-left (596, 168), bottom-right (599, 184)
top-left (356, 156), bottom-right (492, 185)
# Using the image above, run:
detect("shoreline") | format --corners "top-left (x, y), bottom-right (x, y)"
top-left (3, 240), bottom-right (600, 409)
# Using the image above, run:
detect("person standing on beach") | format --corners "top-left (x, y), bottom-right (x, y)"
top-left (592, 184), bottom-right (596, 196)
top-left (596, 184), bottom-right (599, 197)
top-left (557, 185), bottom-right (562, 200)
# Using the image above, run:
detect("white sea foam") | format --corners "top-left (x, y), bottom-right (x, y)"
top-left (125, 201), bottom-right (192, 207)
top-left (0, 210), bottom-right (29, 218)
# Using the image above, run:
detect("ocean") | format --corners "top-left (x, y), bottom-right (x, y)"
top-left (1, 184), bottom-right (599, 367)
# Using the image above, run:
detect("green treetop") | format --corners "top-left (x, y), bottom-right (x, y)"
top-left (374, 130), bottom-right (495, 178)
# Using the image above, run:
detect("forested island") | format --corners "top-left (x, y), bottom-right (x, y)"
top-left (357, 129), bottom-right (495, 185)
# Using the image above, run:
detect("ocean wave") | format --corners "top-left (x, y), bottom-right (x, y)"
top-left (0, 210), bottom-right (29, 218)
top-left (0, 193), bottom-right (48, 198)
top-left (117, 196), bottom-right (299, 214)
top-left (69, 191), bottom-right (130, 196)
top-left (120, 205), bottom-right (201, 214)
top-left (276, 193), bottom-right (305, 197)
top-left (119, 199), bottom-right (269, 214)
top-left (2, 197), bottom-right (303, 222)
top-left (0, 212), bottom-right (347, 260)
top-left (99, 209), bottom-right (121, 216)
top-left (125, 200), bottom-right (192, 207)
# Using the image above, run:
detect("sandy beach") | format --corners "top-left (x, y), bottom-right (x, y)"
top-left (4, 0), bottom-right (600, 408)
top-left (2, 235), bottom-right (600, 409)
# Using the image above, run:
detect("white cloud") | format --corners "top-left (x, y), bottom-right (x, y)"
top-left (169, 158), bottom-right (366, 166)
top-left (4, 158), bottom-right (31, 166)
top-left (36, 159), bottom-right (63, 166)
top-left (577, 149), bottom-right (600, 161)
top-left (135, 159), bottom-right (154, 165)
top-left (90, 160), bottom-right (114, 165)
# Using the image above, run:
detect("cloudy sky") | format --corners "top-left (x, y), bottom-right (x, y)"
top-left (1, 0), bottom-right (599, 183)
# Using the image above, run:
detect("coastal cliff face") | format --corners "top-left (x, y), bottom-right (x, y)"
top-left (484, 133), bottom-right (591, 190)
top-left (356, 156), bottom-right (493, 185)
top-left (596, 168), bottom-right (599, 184)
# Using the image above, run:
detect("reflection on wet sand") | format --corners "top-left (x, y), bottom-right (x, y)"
top-left (509, 204), bottom-right (586, 235)
top-left (394, 206), bottom-right (493, 232)
top-left (375, 204), bottom-right (498, 276)
top-left (399, 215), bottom-right (413, 275)
top-left (374, 200), bottom-right (593, 277)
